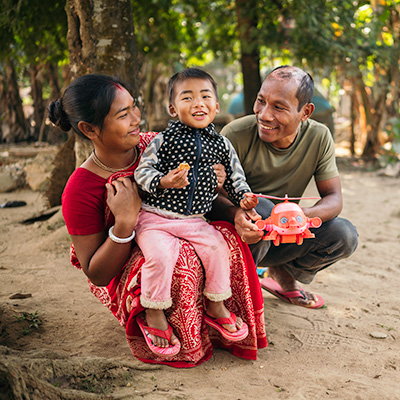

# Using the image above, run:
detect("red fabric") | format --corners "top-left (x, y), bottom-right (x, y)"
top-left (69, 164), bottom-right (267, 368)
top-left (62, 132), bottom-right (158, 235)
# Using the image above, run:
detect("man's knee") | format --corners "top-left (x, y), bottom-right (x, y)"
top-left (255, 197), bottom-right (275, 219)
top-left (325, 217), bottom-right (358, 257)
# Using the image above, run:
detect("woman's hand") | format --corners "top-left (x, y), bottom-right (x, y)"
top-left (234, 208), bottom-right (263, 244)
top-left (106, 177), bottom-right (141, 229)
top-left (213, 163), bottom-right (226, 192)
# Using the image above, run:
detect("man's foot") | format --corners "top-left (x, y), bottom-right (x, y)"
top-left (205, 301), bottom-right (244, 333)
top-left (145, 309), bottom-right (179, 347)
top-left (265, 266), bottom-right (321, 308)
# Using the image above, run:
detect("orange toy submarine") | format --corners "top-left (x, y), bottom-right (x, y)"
top-left (253, 194), bottom-right (322, 246)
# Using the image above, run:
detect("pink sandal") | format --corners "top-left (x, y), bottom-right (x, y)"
top-left (137, 315), bottom-right (181, 358)
top-left (260, 277), bottom-right (325, 308)
top-left (204, 311), bottom-right (249, 342)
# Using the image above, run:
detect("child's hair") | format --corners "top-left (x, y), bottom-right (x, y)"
top-left (167, 67), bottom-right (218, 104)
top-left (48, 74), bottom-right (129, 139)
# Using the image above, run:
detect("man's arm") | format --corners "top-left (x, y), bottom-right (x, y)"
top-left (208, 192), bottom-right (263, 244)
top-left (302, 176), bottom-right (343, 223)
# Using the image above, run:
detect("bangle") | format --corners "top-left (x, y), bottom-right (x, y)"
top-left (108, 225), bottom-right (135, 244)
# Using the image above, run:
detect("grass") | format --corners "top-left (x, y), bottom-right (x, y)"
top-left (13, 310), bottom-right (42, 335)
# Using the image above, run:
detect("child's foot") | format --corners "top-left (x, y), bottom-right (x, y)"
top-left (205, 301), bottom-right (244, 333)
top-left (145, 309), bottom-right (179, 348)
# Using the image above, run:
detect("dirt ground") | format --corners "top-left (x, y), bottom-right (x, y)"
top-left (1, 153), bottom-right (400, 399)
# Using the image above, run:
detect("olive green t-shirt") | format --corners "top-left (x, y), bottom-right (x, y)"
top-left (220, 115), bottom-right (338, 199)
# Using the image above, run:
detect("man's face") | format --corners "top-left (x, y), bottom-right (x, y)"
top-left (253, 76), bottom-right (313, 149)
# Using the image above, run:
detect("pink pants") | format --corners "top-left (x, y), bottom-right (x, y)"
top-left (135, 210), bottom-right (232, 309)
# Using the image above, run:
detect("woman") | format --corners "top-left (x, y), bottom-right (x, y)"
top-left (49, 74), bottom-right (267, 367)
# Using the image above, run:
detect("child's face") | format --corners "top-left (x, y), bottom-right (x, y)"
top-left (169, 78), bottom-right (220, 129)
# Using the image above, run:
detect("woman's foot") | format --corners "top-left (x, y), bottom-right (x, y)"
top-left (267, 266), bottom-right (318, 307)
top-left (205, 301), bottom-right (244, 333)
top-left (145, 309), bottom-right (179, 348)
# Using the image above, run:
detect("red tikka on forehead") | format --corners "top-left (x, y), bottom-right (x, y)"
top-left (113, 82), bottom-right (123, 90)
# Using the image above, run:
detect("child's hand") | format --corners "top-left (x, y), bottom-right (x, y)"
top-left (159, 168), bottom-right (190, 189)
top-left (240, 193), bottom-right (258, 211)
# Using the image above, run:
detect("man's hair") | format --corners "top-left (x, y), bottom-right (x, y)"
top-left (267, 65), bottom-right (314, 111)
top-left (168, 67), bottom-right (218, 103)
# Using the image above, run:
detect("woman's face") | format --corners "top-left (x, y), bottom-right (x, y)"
top-left (99, 86), bottom-right (141, 151)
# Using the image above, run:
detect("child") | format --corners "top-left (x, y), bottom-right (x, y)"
top-left (134, 68), bottom-right (257, 357)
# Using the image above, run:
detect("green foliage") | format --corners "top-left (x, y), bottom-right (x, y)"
top-left (0, 0), bottom-right (68, 64)
top-left (13, 310), bottom-right (42, 335)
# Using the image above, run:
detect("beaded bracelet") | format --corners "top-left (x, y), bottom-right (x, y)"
top-left (108, 225), bottom-right (135, 244)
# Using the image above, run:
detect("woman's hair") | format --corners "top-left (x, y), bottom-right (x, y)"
top-left (48, 74), bottom-right (129, 139)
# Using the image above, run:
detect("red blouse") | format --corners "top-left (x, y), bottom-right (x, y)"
top-left (62, 132), bottom-right (157, 236)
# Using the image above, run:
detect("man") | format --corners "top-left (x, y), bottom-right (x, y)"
top-left (214, 65), bottom-right (358, 308)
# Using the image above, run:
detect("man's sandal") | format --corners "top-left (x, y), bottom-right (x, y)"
top-left (261, 277), bottom-right (325, 308)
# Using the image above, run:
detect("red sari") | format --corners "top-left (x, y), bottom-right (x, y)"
top-left (70, 156), bottom-right (267, 368)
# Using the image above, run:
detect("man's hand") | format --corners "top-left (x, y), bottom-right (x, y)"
top-left (240, 193), bottom-right (258, 210)
top-left (159, 168), bottom-right (189, 189)
top-left (234, 207), bottom-right (263, 244)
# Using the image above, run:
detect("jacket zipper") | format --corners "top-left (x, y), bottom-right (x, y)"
top-left (185, 130), bottom-right (202, 215)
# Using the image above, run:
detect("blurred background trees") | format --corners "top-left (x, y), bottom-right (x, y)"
top-left (1, 0), bottom-right (399, 164)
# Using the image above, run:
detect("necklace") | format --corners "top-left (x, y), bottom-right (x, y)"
top-left (91, 147), bottom-right (138, 173)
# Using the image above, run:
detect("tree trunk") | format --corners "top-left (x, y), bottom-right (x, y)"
top-left (66, 0), bottom-right (143, 167)
top-left (47, 63), bottom-right (61, 100)
top-left (38, 63), bottom-right (63, 143)
top-left (235, 0), bottom-right (261, 115)
top-left (0, 59), bottom-right (28, 143)
top-left (361, 89), bottom-right (387, 159)
top-left (29, 64), bottom-right (45, 141)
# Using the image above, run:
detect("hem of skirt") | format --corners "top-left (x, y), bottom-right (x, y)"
top-left (136, 349), bottom-right (213, 368)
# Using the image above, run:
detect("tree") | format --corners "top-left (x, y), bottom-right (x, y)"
top-left (0, 0), bottom-right (68, 143)
top-left (66, 0), bottom-right (142, 166)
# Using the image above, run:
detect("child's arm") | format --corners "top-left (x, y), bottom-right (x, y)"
top-left (134, 133), bottom-right (165, 193)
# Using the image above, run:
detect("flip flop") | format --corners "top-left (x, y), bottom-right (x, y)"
top-left (137, 315), bottom-right (181, 358)
top-left (260, 277), bottom-right (325, 309)
top-left (204, 311), bottom-right (249, 342)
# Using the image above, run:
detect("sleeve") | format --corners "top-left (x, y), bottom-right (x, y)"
top-left (134, 132), bottom-right (166, 194)
top-left (61, 171), bottom-right (106, 235)
top-left (314, 128), bottom-right (339, 182)
top-left (221, 136), bottom-right (252, 206)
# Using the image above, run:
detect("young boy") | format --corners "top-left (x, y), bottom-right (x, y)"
top-left (134, 68), bottom-right (257, 357)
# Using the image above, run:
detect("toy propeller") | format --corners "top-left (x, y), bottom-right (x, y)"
top-left (252, 193), bottom-right (321, 201)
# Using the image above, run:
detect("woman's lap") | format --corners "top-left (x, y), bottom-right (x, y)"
top-left (85, 221), bottom-right (268, 368)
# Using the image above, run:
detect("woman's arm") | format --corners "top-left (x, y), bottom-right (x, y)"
top-left (72, 177), bottom-right (141, 286)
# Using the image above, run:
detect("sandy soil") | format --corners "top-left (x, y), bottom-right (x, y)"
top-left (1, 156), bottom-right (400, 400)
